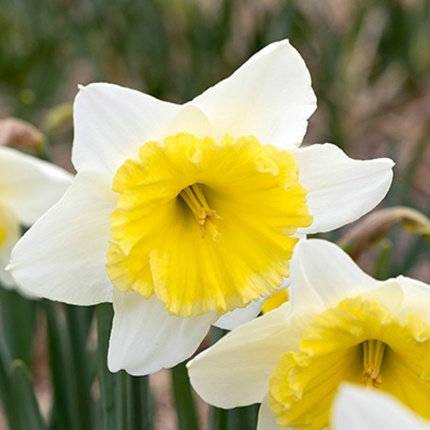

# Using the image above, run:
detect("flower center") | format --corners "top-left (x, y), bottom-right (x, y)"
top-left (178, 184), bottom-right (221, 242)
top-left (362, 339), bottom-right (386, 388)
top-left (106, 133), bottom-right (312, 317)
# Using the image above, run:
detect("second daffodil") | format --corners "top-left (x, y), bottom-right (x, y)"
top-left (10, 40), bottom-right (394, 375)
top-left (0, 146), bottom-right (72, 288)
top-left (188, 239), bottom-right (430, 430)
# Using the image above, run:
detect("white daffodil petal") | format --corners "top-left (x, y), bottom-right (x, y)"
top-left (188, 303), bottom-right (295, 408)
top-left (291, 239), bottom-right (405, 315)
top-left (108, 291), bottom-right (217, 375)
top-left (214, 298), bottom-right (263, 330)
top-left (290, 239), bottom-right (381, 315)
top-left (0, 204), bottom-right (20, 288)
top-left (166, 103), bottom-right (212, 138)
top-left (9, 172), bottom-right (115, 304)
top-left (190, 240), bottom-right (430, 427)
top-left (192, 40), bottom-right (316, 147)
top-left (0, 146), bottom-right (72, 225)
top-left (72, 83), bottom-right (182, 177)
top-left (396, 276), bottom-right (430, 324)
top-left (332, 384), bottom-right (430, 430)
top-left (292, 144), bottom-right (394, 234)
top-left (0, 259), bottom-right (14, 287)
top-left (257, 394), bottom-right (280, 430)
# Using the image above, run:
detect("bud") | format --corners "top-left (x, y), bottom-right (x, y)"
top-left (339, 206), bottom-right (430, 259)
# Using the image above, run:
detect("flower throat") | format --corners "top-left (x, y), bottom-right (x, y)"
top-left (179, 184), bottom-right (221, 242)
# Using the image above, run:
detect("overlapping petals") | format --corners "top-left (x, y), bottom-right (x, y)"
top-left (109, 291), bottom-right (217, 375)
top-left (10, 40), bottom-right (394, 375)
top-left (9, 172), bottom-right (114, 302)
top-left (0, 203), bottom-right (20, 286)
top-left (188, 239), bottom-right (430, 429)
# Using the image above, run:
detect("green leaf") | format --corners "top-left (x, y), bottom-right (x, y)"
top-left (0, 329), bottom-right (14, 427)
top-left (96, 303), bottom-right (124, 430)
top-left (172, 361), bottom-right (199, 430)
top-left (126, 374), bottom-right (154, 430)
top-left (43, 302), bottom-right (83, 430)
top-left (209, 404), bottom-right (259, 430)
top-left (0, 288), bottom-right (36, 366)
top-left (96, 304), bottom-right (155, 430)
top-left (374, 239), bottom-right (393, 280)
top-left (64, 305), bottom-right (97, 429)
top-left (10, 359), bottom-right (47, 430)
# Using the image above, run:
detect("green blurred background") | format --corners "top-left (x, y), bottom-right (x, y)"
top-left (0, 0), bottom-right (429, 429)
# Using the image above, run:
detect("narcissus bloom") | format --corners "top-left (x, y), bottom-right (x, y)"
top-left (188, 239), bottom-right (430, 430)
top-left (0, 147), bottom-right (71, 287)
top-left (332, 384), bottom-right (430, 430)
top-left (10, 41), bottom-right (393, 375)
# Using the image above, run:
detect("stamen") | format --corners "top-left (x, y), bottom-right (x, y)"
top-left (179, 184), bottom-right (221, 241)
top-left (362, 339), bottom-right (386, 388)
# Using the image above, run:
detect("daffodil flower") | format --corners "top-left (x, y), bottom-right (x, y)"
top-left (332, 384), bottom-right (430, 430)
top-left (0, 146), bottom-right (72, 288)
top-left (188, 239), bottom-right (430, 430)
top-left (10, 41), bottom-right (393, 375)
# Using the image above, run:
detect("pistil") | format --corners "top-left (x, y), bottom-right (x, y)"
top-left (362, 339), bottom-right (386, 388)
top-left (179, 184), bottom-right (221, 241)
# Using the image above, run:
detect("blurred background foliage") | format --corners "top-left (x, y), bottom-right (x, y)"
top-left (0, 0), bottom-right (429, 429)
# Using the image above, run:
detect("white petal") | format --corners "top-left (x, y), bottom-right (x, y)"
top-left (188, 303), bottom-right (295, 408)
top-left (214, 298), bottom-right (263, 330)
top-left (166, 103), bottom-right (212, 137)
top-left (0, 258), bottom-right (15, 287)
top-left (0, 146), bottom-right (72, 225)
top-left (192, 40), bottom-right (316, 148)
top-left (72, 83), bottom-right (182, 177)
top-left (396, 276), bottom-right (430, 324)
top-left (290, 239), bottom-right (384, 315)
top-left (9, 172), bottom-right (115, 304)
top-left (332, 384), bottom-right (430, 430)
top-left (0, 204), bottom-right (20, 288)
top-left (257, 394), bottom-right (280, 430)
top-left (108, 291), bottom-right (217, 375)
top-left (292, 144), bottom-right (394, 234)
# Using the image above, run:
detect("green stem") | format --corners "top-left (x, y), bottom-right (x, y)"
top-left (172, 361), bottom-right (199, 430)
top-left (96, 304), bottom-right (155, 430)
top-left (97, 303), bottom-right (122, 430)
top-left (126, 373), bottom-right (154, 430)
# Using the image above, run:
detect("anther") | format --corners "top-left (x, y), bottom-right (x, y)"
top-left (362, 339), bottom-right (386, 388)
top-left (179, 184), bottom-right (221, 241)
